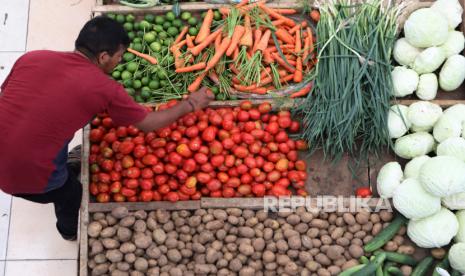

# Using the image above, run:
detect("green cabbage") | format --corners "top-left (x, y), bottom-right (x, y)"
top-left (416, 73), bottom-right (438, 101)
top-left (377, 162), bottom-right (404, 198)
top-left (439, 54), bottom-right (465, 91)
top-left (419, 156), bottom-right (465, 197)
top-left (439, 31), bottom-right (465, 58)
top-left (449, 243), bottom-right (465, 273)
top-left (404, 155), bottom-right (431, 179)
top-left (388, 105), bottom-right (411, 138)
top-left (404, 8), bottom-right (449, 48)
top-left (436, 137), bottom-right (465, 161)
top-left (394, 132), bottom-right (435, 159)
top-left (408, 101), bottom-right (443, 129)
top-left (433, 115), bottom-right (462, 143)
top-left (444, 104), bottom-right (465, 124)
top-left (413, 47), bottom-right (446, 74)
top-left (392, 66), bottom-right (419, 97)
top-left (393, 38), bottom-right (422, 67)
top-left (443, 192), bottom-right (465, 210)
top-left (456, 210), bottom-right (465, 242)
top-left (431, 0), bottom-right (463, 30)
top-left (407, 207), bottom-right (458, 248)
top-left (393, 178), bottom-right (441, 220)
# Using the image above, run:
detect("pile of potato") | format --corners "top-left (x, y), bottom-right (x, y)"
top-left (87, 206), bottom-right (411, 276)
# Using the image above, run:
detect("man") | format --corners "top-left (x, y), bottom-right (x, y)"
top-left (0, 16), bottom-right (213, 240)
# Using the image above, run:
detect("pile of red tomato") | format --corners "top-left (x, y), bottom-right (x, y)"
top-left (89, 100), bottom-right (309, 203)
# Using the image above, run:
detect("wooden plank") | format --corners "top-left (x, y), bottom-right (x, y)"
top-left (201, 197), bottom-right (265, 209)
top-left (397, 99), bottom-right (465, 107)
top-left (92, 1), bottom-right (302, 13)
top-left (88, 200), bottom-right (200, 212)
top-left (79, 125), bottom-right (91, 276)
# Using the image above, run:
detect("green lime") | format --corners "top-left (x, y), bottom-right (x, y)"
top-left (211, 87), bottom-right (220, 94)
top-left (141, 77), bottom-right (150, 86)
top-left (140, 59), bottom-right (149, 65)
top-left (139, 20), bottom-right (152, 31)
top-left (155, 16), bottom-right (165, 25)
top-left (188, 27), bottom-right (198, 36)
top-left (111, 70), bottom-right (121, 79)
top-left (149, 80), bottom-right (160, 89)
top-left (167, 27), bottom-right (179, 36)
top-left (123, 79), bottom-right (133, 88)
top-left (141, 89), bottom-right (151, 99)
top-left (150, 41), bottom-right (162, 52)
top-left (165, 11), bottom-right (176, 21)
top-left (157, 69), bottom-right (167, 79)
top-left (116, 14), bottom-right (125, 24)
top-left (133, 71), bottom-right (143, 79)
top-left (127, 31), bottom-right (136, 40)
top-left (135, 95), bottom-right (144, 103)
top-left (143, 32), bottom-right (156, 43)
top-left (114, 64), bottom-right (125, 71)
top-left (134, 38), bottom-right (143, 44)
top-left (216, 93), bottom-right (227, 100)
top-left (172, 19), bottom-right (183, 28)
top-left (213, 11), bottom-right (221, 21)
top-left (126, 62), bottom-right (138, 73)
top-left (167, 55), bottom-right (174, 64)
top-left (133, 79), bottom-right (142, 89)
top-left (107, 13), bottom-right (116, 20)
top-left (133, 22), bottom-right (140, 30)
top-left (163, 39), bottom-right (172, 47)
top-left (126, 88), bottom-right (136, 96)
top-left (126, 14), bottom-right (136, 23)
top-left (229, 95), bottom-right (238, 100)
top-left (132, 43), bottom-right (143, 52)
top-left (137, 31), bottom-right (145, 38)
top-left (153, 25), bottom-right (164, 32)
top-left (162, 21), bottom-right (172, 30)
top-left (123, 22), bottom-right (133, 32)
top-left (160, 80), bottom-right (168, 87)
top-left (123, 52), bottom-right (135, 62)
top-left (121, 70), bottom-right (133, 80)
top-left (187, 17), bottom-right (197, 26)
top-left (144, 14), bottom-right (155, 23)
top-left (158, 32), bottom-right (168, 40)
top-left (181, 12), bottom-right (192, 21)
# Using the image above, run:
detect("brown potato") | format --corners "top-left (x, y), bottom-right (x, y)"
top-left (400, 265), bottom-right (412, 276)
top-left (336, 237), bottom-right (350, 247)
top-left (117, 227), bottom-right (132, 243)
top-left (92, 263), bottom-right (109, 276)
top-left (315, 253), bottom-right (331, 266)
top-left (119, 216), bottom-right (136, 228)
top-left (102, 238), bottom-right (120, 250)
top-left (384, 241), bottom-right (398, 252)
top-left (327, 245), bottom-right (345, 260)
top-left (111, 207), bottom-right (129, 219)
top-left (355, 212), bottom-right (370, 225)
top-left (431, 248), bottom-right (446, 259)
top-left (310, 219), bottom-right (329, 229)
top-left (106, 250), bottom-right (123, 263)
top-left (341, 259), bottom-right (360, 271)
top-left (343, 213), bottom-right (356, 225)
top-left (379, 210), bottom-right (393, 222)
top-left (152, 229), bottom-right (167, 245)
top-left (349, 244), bottom-right (364, 259)
top-left (88, 222), bottom-right (103, 238)
top-left (134, 234), bottom-right (152, 249)
top-left (327, 266), bottom-right (341, 276)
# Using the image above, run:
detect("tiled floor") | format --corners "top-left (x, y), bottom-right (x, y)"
top-left (0, 0), bottom-right (94, 275)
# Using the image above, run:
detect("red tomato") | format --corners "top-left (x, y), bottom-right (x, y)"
top-left (197, 172), bottom-right (212, 184)
top-left (249, 109), bottom-right (261, 120)
top-left (126, 167), bottom-right (141, 179)
top-left (90, 183), bottom-right (99, 196)
top-left (155, 175), bottom-right (168, 185)
top-left (121, 187), bottom-right (136, 197)
top-left (233, 146), bottom-right (249, 159)
top-left (240, 173), bottom-right (253, 184)
top-left (296, 140), bottom-right (308, 151)
top-left (113, 193), bottom-right (126, 202)
top-left (170, 130), bottom-right (182, 142)
top-left (127, 125), bottom-right (140, 136)
top-left (237, 110), bottom-right (250, 122)
top-left (267, 170), bottom-right (281, 182)
top-left (121, 156), bottom-right (134, 169)
top-left (250, 168), bottom-right (262, 178)
top-left (222, 187), bottom-right (235, 198)
top-left (168, 179), bottom-right (179, 190)
top-left (211, 155), bottom-right (225, 167)
top-left (115, 126), bottom-right (127, 138)
top-left (150, 138), bottom-right (167, 149)
top-left (265, 122), bottom-right (279, 135)
top-left (295, 160), bottom-right (306, 171)
top-left (187, 138), bottom-right (201, 152)
top-left (103, 132), bottom-right (117, 144)
top-left (141, 154), bottom-right (157, 166)
top-left (240, 100), bottom-right (253, 110)
top-left (209, 113), bottom-right (223, 126)
top-left (151, 163), bottom-right (164, 174)
top-left (356, 187), bottom-right (372, 198)
top-left (168, 152), bottom-right (183, 166)
top-left (119, 141), bottom-right (135, 155)
top-left (96, 193), bottom-right (110, 203)
top-left (255, 172), bottom-right (267, 183)
top-left (236, 164), bottom-right (249, 175)
top-left (275, 159), bottom-right (289, 172)
top-left (100, 159), bottom-right (113, 172)
top-left (228, 168), bottom-right (238, 177)
top-left (91, 117), bottom-right (101, 127)
top-left (98, 173), bottom-right (111, 184)
top-left (109, 181), bottom-right (122, 193)
top-left (217, 172), bottom-right (229, 184)
top-left (197, 121), bottom-right (208, 131)
top-left (250, 129), bottom-right (265, 140)
top-left (176, 144), bottom-right (192, 158)
top-left (244, 157), bottom-right (257, 169)
top-left (133, 145), bottom-right (147, 159)
top-left (252, 184), bottom-right (266, 196)
top-left (164, 163), bottom-right (177, 174)
top-left (202, 126), bottom-right (217, 142)
top-left (165, 192), bottom-right (180, 202)
top-left (183, 159), bottom-right (197, 173)
top-left (258, 102), bottom-right (271, 114)
top-left (237, 184), bottom-right (252, 195)
top-left (206, 179), bottom-right (221, 192)
top-left (139, 190), bottom-right (153, 202)
top-left (185, 126), bottom-right (199, 138)
top-left (140, 168), bottom-right (153, 179)
top-left (89, 129), bottom-right (104, 143)
top-left (158, 184), bottom-right (170, 195)
top-left (222, 120), bottom-right (234, 131)
top-left (226, 178), bottom-right (240, 188)
top-left (270, 185), bottom-right (289, 197)
top-left (154, 148), bottom-right (166, 159)
top-left (278, 116), bottom-right (292, 129)
top-left (201, 163), bottom-right (214, 173)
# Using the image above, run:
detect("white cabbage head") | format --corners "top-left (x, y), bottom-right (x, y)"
top-left (413, 47), bottom-right (446, 74)
top-left (416, 73), bottom-right (438, 101)
top-left (392, 66), bottom-right (419, 97)
top-left (393, 178), bottom-right (441, 220)
top-left (433, 115), bottom-right (462, 143)
top-left (431, 0), bottom-right (463, 30)
top-left (376, 162), bottom-right (404, 198)
top-left (444, 104), bottom-right (465, 124)
top-left (404, 8), bottom-right (449, 48)
top-left (408, 101), bottom-right (443, 129)
top-left (404, 155), bottom-right (431, 179)
top-left (407, 207), bottom-right (458, 248)
top-left (439, 31), bottom-right (465, 58)
top-left (394, 132), bottom-right (435, 159)
top-left (439, 54), bottom-right (465, 92)
top-left (456, 210), bottom-right (465, 242)
top-left (449, 242), bottom-right (465, 273)
top-left (393, 38), bottom-right (422, 67)
top-left (442, 192), bottom-right (465, 210)
top-left (436, 137), bottom-right (465, 161)
top-left (419, 156), bottom-right (465, 197)
top-left (388, 105), bottom-right (411, 139)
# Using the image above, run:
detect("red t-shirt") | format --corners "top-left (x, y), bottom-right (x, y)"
top-left (0, 50), bottom-right (148, 194)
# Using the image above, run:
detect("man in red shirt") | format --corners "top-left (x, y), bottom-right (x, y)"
top-left (0, 16), bottom-right (213, 240)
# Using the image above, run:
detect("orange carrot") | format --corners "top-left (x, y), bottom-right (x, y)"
top-left (263, 50), bottom-right (274, 64)
top-left (280, 74), bottom-right (295, 83)
top-left (205, 37), bottom-right (231, 71)
top-left (127, 48), bottom-right (157, 64)
top-left (255, 29), bottom-right (271, 52)
top-left (290, 83), bottom-right (312, 98)
top-left (232, 77), bottom-right (242, 84)
top-left (236, 0), bottom-right (249, 8)
top-left (175, 62), bottom-right (207, 73)
top-left (175, 26), bottom-right (189, 44)
top-left (295, 28), bottom-right (302, 53)
top-left (226, 25), bottom-right (245, 56)
top-left (234, 85), bottom-right (267, 94)
top-left (259, 3), bottom-right (296, 27)
top-left (272, 52), bottom-right (295, 73)
top-left (252, 29), bottom-right (262, 52)
top-left (186, 35), bottom-right (195, 48)
top-left (310, 10), bottom-right (320, 22)
top-left (176, 40), bottom-right (187, 48)
top-left (195, 9), bottom-right (214, 44)
top-left (214, 34), bottom-right (222, 51)
top-left (306, 27), bottom-right (314, 54)
top-left (271, 19), bottom-right (286, 26)
top-left (284, 54), bottom-right (296, 60)
top-left (190, 29), bottom-right (222, 56)
top-left (303, 36), bottom-right (310, 62)
top-left (260, 67), bottom-right (272, 79)
top-left (289, 21), bottom-right (307, 34)
top-left (233, 47), bottom-right (239, 60)
top-left (229, 63), bottom-right (240, 74)
top-left (275, 8), bottom-right (297, 15)
top-left (240, 14), bottom-right (253, 48)
top-left (219, 7), bottom-right (230, 16)
top-left (293, 57), bottom-right (303, 82)
top-left (275, 29), bottom-right (295, 44)
top-left (170, 45), bottom-right (184, 69)
top-left (188, 72), bottom-right (207, 93)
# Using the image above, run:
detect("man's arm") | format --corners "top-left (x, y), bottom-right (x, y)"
top-left (134, 87), bottom-right (214, 132)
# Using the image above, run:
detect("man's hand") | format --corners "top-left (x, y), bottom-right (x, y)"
top-left (186, 87), bottom-right (215, 111)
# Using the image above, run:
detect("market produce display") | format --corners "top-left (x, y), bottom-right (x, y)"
top-left (392, 0), bottom-right (465, 100)
top-left (88, 101), bottom-right (309, 203)
top-left (296, 0), bottom-right (398, 160)
top-left (87, 206), bottom-right (409, 275)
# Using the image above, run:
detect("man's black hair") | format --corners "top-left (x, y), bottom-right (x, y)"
top-left (75, 16), bottom-right (130, 59)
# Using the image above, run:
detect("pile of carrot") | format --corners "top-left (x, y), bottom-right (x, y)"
top-left (170, 0), bottom-right (319, 97)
